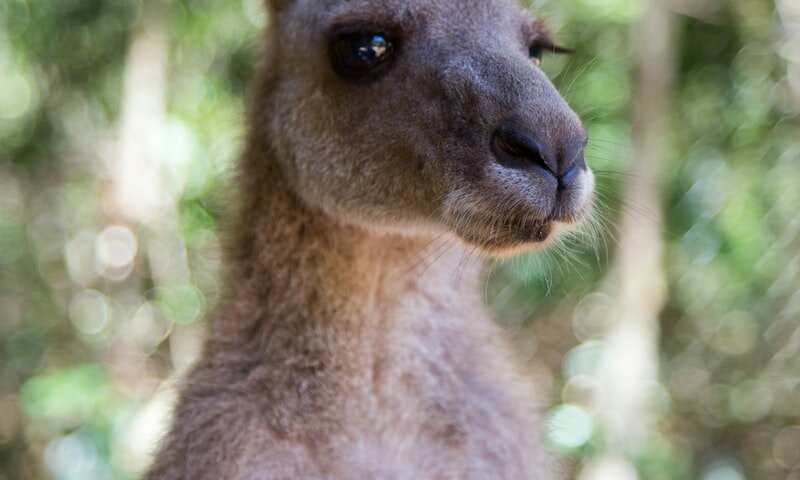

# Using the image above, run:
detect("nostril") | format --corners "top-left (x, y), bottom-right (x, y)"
top-left (492, 127), bottom-right (556, 176)
top-left (557, 144), bottom-right (587, 184)
top-left (559, 165), bottom-right (580, 189)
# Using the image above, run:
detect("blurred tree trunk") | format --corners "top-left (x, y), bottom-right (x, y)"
top-left (776, 0), bottom-right (800, 112)
top-left (109, 0), bottom-right (170, 223)
top-left (102, 3), bottom-right (180, 474)
top-left (580, 1), bottom-right (675, 478)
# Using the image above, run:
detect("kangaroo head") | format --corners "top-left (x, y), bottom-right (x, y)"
top-left (260, 0), bottom-right (593, 255)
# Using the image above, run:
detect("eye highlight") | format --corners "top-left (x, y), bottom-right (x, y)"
top-left (335, 34), bottom-right (393, 69)
top-left (329, 27), bottom-right (398, 82)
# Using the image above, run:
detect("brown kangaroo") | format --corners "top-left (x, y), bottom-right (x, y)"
top-left (145, 0), bottom-right (593, 478)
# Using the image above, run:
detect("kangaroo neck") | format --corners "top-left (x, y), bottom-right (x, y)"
top-left (208, 153), bottom-right (483, 361)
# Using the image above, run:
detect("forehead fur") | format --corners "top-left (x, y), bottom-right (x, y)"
top-left (269, 0), bottom-right (542, 37)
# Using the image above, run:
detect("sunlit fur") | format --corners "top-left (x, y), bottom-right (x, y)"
top-left (145, 0), bottom-right (594, 479)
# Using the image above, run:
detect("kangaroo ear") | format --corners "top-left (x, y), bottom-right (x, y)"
top-left (265, 0), bottom-right (293, 12)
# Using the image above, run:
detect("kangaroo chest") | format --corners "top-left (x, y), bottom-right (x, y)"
top-left (314, 296), bottom-right (546, 479)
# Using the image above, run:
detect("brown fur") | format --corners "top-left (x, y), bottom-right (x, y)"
top-left (145, 0), bottom-right (593, 478)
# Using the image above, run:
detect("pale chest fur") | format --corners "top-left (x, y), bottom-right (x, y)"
top-left (339, 320), bottom-right (547, 479)
top-left (231, 337), bottom-right (547, 478)
top-left (244, 274), bottom-right (548, 479)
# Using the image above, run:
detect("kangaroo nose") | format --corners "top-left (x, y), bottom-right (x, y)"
top-left (491, 118), bottom-right (587, 187)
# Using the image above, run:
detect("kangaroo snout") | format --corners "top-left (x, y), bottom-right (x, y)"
top-left (440, 56), bottom-right (594, 253)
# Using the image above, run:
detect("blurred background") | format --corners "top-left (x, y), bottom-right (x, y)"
top-left (0, 0), bottom-right (798, 478)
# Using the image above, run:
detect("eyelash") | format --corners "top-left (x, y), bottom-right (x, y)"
top-left (527, 39), bottom-right (573, 67)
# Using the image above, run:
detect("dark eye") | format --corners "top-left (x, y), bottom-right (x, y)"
top-left (331, 32), bottom-right (396, 81)
top-left (528, 45), bottom-right (543, 67)
top-left (528, 41), bottom-right (573, 67)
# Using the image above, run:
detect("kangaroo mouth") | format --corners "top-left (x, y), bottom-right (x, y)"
top-left (442, 168), bottom-right (594, 255)
top-left (452, 214), bottom-right (553, 252)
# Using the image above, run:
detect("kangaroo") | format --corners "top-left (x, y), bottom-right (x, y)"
top-left (145, 0), bottom-right (593, 478)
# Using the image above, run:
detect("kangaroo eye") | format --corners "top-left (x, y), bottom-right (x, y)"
top-left (528, 41), bottom-right (573, 67)
top-left (331, 32), bottom-right (396, 81)
top-left (528, 45), bottom-right (543, 67)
